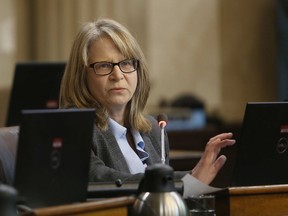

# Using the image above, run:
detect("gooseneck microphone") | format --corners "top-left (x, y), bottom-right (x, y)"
top-left (157, 113), bottom-right (168, 164)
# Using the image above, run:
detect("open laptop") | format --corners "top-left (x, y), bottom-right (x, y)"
top-left (6, 62), bottom-right (65, 126)
top-left (231, 102), bottom-right (288, 186)
top-left (14, 108), bottom-right (95, 208)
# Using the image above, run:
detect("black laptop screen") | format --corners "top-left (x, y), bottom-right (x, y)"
top-left (231, 102), bottom-right (288, 186)
top-left (14, 109), bottom-right (95, 208)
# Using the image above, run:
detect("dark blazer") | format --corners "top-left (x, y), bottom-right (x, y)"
top-left (89, 115), bottom-right (187, 183)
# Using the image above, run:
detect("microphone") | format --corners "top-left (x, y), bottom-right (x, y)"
top-left (157, 113), bottom-right (168, 164)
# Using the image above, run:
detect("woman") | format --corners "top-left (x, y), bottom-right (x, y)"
top-left (59, 18), bottom-right (235, 190)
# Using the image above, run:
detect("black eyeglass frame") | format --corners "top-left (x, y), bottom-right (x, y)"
top-left (89, 59), bottom-right (139, 76)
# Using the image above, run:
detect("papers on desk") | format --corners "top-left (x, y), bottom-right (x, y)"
top-left (182, 174), bottom-right (224, 198)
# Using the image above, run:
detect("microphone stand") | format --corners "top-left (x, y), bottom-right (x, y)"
top-left (157, 113), bottom-right (168, 164)
top-left (160, 123), bottom-right (166, 164)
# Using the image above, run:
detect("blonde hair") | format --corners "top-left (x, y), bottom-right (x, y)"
top-left (59, 18), bottom-right (151, 132)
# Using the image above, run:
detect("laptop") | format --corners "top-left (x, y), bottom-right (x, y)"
top-left (14, 108), bottom-right (95, 208)
top-left (6, 62), bottom-right (66, 126)
top-left (231, 102), bottom-right (288, 186)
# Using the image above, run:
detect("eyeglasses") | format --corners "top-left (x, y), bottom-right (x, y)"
top-left (89, 59), bottom-right (139, 76)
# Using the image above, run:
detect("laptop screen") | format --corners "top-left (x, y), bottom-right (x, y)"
top-left (6, 62), bottom-right (65, 126)
top-left (14, 108), bottom-right (95, 208)
top-left (231, 102), bottom-right (288, 186)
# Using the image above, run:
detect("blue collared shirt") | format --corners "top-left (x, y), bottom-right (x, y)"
top-left (109, 118), bottom-right (149, 174)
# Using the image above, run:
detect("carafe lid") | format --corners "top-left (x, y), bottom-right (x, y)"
top-left (138, 163), bottom-right (176, 193)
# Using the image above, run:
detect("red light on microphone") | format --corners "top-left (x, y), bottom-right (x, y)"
top-left (157, 113), bottom-right (168, 128)
top-left (158, 120), bottom-right (167, 127)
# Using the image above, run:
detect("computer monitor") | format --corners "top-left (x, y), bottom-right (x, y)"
top-left (14, 109), bottom-right (95, 208)
top-left (231, 102), bottom-right (288, 186)
top-left (6, 62), bottom-right (66, 126)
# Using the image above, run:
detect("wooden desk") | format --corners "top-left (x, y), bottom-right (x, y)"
top-left (22, 196), bottom-right (135, 216)
top-left (22, 184), bottom-right (288, 216)
top-left (215, 184), bottom-right (288, 216)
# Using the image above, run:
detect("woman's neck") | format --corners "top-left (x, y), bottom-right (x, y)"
top-left (109, 109), bottom-right (125, 126)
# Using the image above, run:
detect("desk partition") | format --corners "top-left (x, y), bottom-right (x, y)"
top-left (22, 196), bottom-right (135, 216)
top-left (21, 184), bottom-right (288, 216)
top-left (214, 184), bottom-right (288, 216)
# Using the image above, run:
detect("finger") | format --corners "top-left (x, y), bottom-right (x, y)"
top-left (210, 132), bottom-right (233, 141)
top-left (213, 155), bottom-right (227, 172)
top-left (202, 139), bottom-right (235, 165)
top-left (192, 155), bottom-right (227, 184)
top-left (218, 139), bottom-right (236, 148)
top-left (207, 136), bottom-right (236, 150)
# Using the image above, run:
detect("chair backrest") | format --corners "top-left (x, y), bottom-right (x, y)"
top-left (0, 126), bottom-right (19, 185)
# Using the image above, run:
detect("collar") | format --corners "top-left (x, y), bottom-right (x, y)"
top-left (109, 118), bottom-right (126, 139)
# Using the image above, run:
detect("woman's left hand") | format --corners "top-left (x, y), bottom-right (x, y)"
top-left (191, 132), bottom-right (236, 184)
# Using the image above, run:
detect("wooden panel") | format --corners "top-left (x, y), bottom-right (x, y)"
top-left (68, 207), bottom-right (127, 216)
top-left (215, 185), bottom-right (288, 216)
top-left (23, 196), bottom-right (135, 216)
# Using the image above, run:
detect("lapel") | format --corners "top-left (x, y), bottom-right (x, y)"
top-left (96, 127), bottom-right (131, 172)
top-left (93, 123), bottom-right (162, 170)
top-left (142, 132), bottom-right (162, 165)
